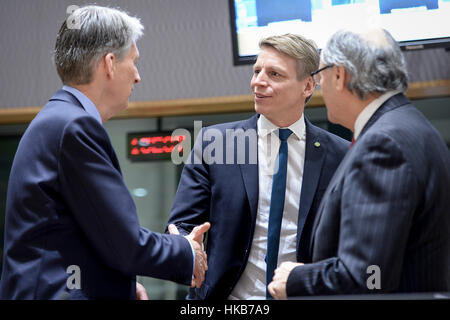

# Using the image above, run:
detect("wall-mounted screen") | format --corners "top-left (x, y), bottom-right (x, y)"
top-left (229, 0), bottom-right (450, 65)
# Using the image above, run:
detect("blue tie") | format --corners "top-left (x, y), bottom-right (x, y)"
top-left (266, 128), bottom-right (292, 299)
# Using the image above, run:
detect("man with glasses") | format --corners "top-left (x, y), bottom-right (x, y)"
top-left (268, 28), bottom-right (450, 298)
top-left (167, 33), bottom-right (349, 300)
top-left (311, 65), bottom-right (333, 85)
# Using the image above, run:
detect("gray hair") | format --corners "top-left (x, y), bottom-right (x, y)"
top-left (321, 29), bottom-right (408, 99)
top-left (259, 33), bottom-right (319, 80)
top-left (54, 5), bottom-right (144, 85)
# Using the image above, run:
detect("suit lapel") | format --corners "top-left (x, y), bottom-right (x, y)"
top-left (238, 115), bottom-right (259, 222)
top-left (296, 119), bottom-right (326, 256)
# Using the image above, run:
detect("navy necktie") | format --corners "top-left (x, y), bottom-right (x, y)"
top-left (266, 128), bottom-right (292, 299)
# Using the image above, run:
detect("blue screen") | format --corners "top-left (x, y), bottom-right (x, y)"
top-left (231, 0), bottom-right (450, 60)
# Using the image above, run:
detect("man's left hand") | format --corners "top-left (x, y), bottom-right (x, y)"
top-left (267, 261), bottom-right (303, 299)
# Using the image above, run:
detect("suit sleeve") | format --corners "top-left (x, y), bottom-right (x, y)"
top-left (58, 116), bottom-right (193, 285)
top-left (287, 133), bottom-right (419, 296)
top-left (166, 129), bottom-right (211, 236)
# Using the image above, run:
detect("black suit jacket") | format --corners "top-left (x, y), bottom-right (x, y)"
top-left (168, 114), bottom-right (349, 299)
top-left (287, 93), bottom-right (450, 296)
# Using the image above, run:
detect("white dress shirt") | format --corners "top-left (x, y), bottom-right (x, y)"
top-left (354, 90), bottom-right (403, 139)
top-left (229, 114), bottom-right (306, 299)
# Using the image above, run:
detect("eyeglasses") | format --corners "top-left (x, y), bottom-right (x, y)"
top-left (311, 65), bottom-right (333, 84)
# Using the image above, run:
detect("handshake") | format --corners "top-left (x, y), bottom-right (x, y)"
top-left (168, 222), bottom-right (211, 288)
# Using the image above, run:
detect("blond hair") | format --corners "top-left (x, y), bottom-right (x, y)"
top-left (259, 33), bottom-right (319, 80)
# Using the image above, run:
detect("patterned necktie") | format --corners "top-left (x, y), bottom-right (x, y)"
top-left (266, 128), bottom-right (292, 299)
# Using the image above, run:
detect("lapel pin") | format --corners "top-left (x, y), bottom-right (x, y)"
top-left (314, 141), bottom-right (320, 148)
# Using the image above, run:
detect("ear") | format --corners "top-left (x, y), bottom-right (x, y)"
top-left (334, 66), bottom-right (346, 91)
top-left (103, 53), bottom-right (116, 79)
top-left (302, 76), bottom-right (315, 98)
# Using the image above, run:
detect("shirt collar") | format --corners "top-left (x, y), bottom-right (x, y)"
top-left (354, 90), bottom-right (402, 139)
top-left (257, 113), bottom-right (306, 141)
top-left (62, 85), bottom-right (103, 125)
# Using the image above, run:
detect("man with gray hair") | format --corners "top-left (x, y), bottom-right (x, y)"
top-left (167, 33), bottom-right (348, 299)
top-left (268, 28), bottom-right (450, 298)
top-left (0, 5), bottom-right (209, 299)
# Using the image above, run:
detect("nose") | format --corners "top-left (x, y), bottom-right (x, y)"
top-left (251, 71), bottom-right (268, 88)
top-left (134, 69), bottom-right (141, 84)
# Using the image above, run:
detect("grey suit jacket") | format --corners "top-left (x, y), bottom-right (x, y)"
top-left (287, 93), bottom-right (450, 296)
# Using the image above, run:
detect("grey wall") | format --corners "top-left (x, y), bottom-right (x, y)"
top-left (0, 0), bottom-right (449, 109)
top-left (0, 0), bottom-right (252, 108)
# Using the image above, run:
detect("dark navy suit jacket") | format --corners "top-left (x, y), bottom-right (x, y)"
top-left (287, 93), bottom-right (450, 296)
top-left (167, 114), bottom-right (349, 299)
top-left (0, 89), bottom-right (193, 299)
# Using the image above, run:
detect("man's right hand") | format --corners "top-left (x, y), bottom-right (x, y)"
top-left (168, 222), bottom-right (211, 288)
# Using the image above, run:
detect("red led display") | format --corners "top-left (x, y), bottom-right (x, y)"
top-left (127, 131), bottom-right (188, 162)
